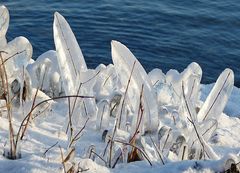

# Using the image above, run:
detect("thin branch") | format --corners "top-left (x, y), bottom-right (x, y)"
top-left (59, 145), bottom-right (67, 173)
top-left (118, 60), bottom-right (136, 128)
top-left (162, 128), bottom-right (171, 153)
top-left (91, 150), bottom-right (107, 166)
top-left (68, 117), bottom-right (89, 148)
top-left (108, 118), bottom-right (118, 167)
top-left (43, 141), bottom-right (58, 157)
top-left (0, 52), bottom-right (16, 158)
top-left (202, 71), bottom-right (231, 121)
top-left (130, 84), bottom-right (144, 144)
top-left (182, 82), bottom-right (210, 159)
top-left (55, 14), bottom-right (77, 75)
top-left (149, 135), bottom-right (165, 165)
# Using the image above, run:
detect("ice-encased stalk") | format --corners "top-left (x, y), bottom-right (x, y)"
top-left (0, 5), bottom-right (9, 49)
top-left (96, 100), bottom-right (110, 130)
top-left (111, 40), bottom-right (159, 133)
top-left (197, 68), bottom-right (234, 122)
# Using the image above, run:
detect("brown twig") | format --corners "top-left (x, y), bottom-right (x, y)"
top-left (59, 145), bottom-right (67, 173)
top-left (68, 117), bottom-right (89, 148)
top-left (202, 71), bottom-right (231, 121)
top-left (43, 141), bottom-right (59, 157)
top-left (149, 135), bottom-right (165, 165)
top-left (182, 82), bottom-right (210, 159)
top-left (108, 118), bottom-right (118, 167)
top-left (0, 51), bottom-right (16, 158)
top-left (118, 61), bottom-right (136, 128)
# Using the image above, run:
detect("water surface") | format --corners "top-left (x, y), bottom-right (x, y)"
top-left (1, 0), bottom-right (240, 86)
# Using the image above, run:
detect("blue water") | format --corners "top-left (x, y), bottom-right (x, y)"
top-left (1, 1), bottom-right (240, 86)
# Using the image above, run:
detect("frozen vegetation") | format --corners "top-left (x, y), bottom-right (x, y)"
top-left (0, 5), bottom-right (239, 173)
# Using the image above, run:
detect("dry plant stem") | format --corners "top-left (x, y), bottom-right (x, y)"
top-left (153, 80), bottom-right (159, 87)
top-left (149, 136), bottom-right (165, 165)
top-left (190, 121), bottom-right (217, 149)
top-left (112, 85), bottom-right (145, 167)
top-left (223, 161), bottom-right (240, 173)
top-left (202, 71), bottom-right (231, 121)
top-left (68, 117), bottom-right (89, 148)
top-left (162, 128), bottom-right (171, 153)
top-left (67, 97), bottom-right (73, 137)
top-left (28, 95), bottom-right (94, 120)
top-left (99, 104), bottom-right (106, 129)
top-left (118, 60), bottom-right (136, 128)
top-left (59, 145), bottom-right (67, 173)
top-left (32, 102), bottom-right (51, 119)
top-left (173, 116), bottom-right (176, 125)
top-left (66, 70), bottom-right (100, 133)
top-left (0, 50), bottom-right (26, 66)
top-left (43, 141), bottom-right (59, 157)
top-left (62, 147), bottom-right (75, 163)
top-left (21, 66), bottom-right (25, 115)
top-left (181, 146), bottom-right (187, 160)
top-left (113, 139), bottom-right (152, 167)
top-left (16, 95), bottom-right (94, 144)
top-left (40, 66), bottom-right (47, 90)
top-left (103, 73), bottom-right (113, 86)
top-left (130, 84), bottom-right (144, 144)
top-left (111, 151), bottom-right (122, 169)
top-left (108, 118), bottom-right (118, 167)
top-left (69, 81), bottom-right (83, 122)
top-left (55, 14), bottom-right (78, 75)
top-left (102, 139), bottom-right (111, 158)
top-left (82, 100), bottom-right (88, 117)
top-left (188, 78), bottom-right (196, 99)
top-left (182, 82), bottom-right (210, 159)
top-left (0, 52), bottom-right (16, 158)
top-left (90, 150), bottom-right (107, 166)
top-left (18, 88), bottom-right (39, 141)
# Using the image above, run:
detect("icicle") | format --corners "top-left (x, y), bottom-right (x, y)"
top-left (197, 68), bottom-right (234, 122)
top-left (49, 71), bottom-right (61, 97)
top-left (181, 62), bottom-right (202, 107)
top-left (111, 40), bottom-right (159, 132)
top-left (53, 12), bottom-right (87, 96)
top-left (0, 5), bottom-right (9, 48)
top-left (96, 100), bottom-right (110, 130)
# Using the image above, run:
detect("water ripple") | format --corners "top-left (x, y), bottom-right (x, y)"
top-left (1, 0), bottom-right (240, 87)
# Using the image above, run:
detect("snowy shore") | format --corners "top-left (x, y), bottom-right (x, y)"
top-left (0, 84), bottom-right (239, 173)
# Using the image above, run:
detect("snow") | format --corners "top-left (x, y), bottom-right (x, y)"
top-left (0, 5), bottom-right (239, 173)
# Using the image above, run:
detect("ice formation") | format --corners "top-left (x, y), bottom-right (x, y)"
top-left (0, 5), bottom-right (239, 173)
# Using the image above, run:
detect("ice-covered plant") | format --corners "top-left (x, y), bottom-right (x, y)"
top-left (0, 5), bottom-right (9, 48)
top-left (0, 6), bottom-right (34, 159)
top-left (111, 40), bottom-right (159, 133)
top-left (154, 68), bottom-right (234, 162)
top-left (53, 12), bottom-right (98, 139)
top-left (27, 50), bottom-right (64, 97)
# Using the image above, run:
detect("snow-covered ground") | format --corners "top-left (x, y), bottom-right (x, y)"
top-left (0, 85), bottom-right (239, 173)
top-left (0, 5), bottom-right (239, 173)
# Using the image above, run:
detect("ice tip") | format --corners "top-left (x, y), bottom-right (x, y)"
top-left (111, 40), bottom-right (119, 46)
top-left (54, 11), bottom-right (62, 18)
top-left (111, 40), bottom-right (125, 49)
top-left (224, 68), bottom-right (234, 77)
top-left (0, 5), bottom-right (9, 17)
top-left (0, 5), bottom-right (7, 9)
